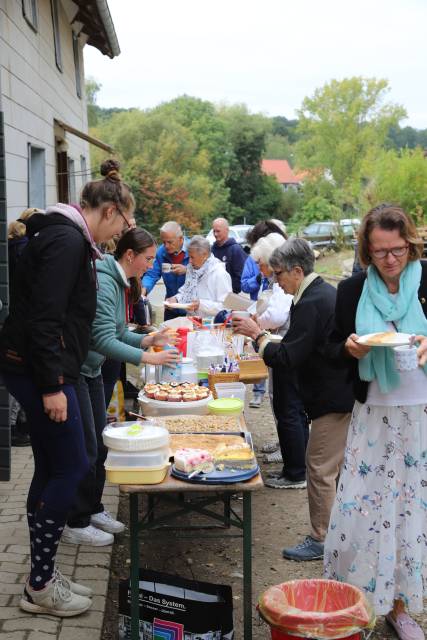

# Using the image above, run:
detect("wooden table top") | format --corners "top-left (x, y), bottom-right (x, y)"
top-left (120, 470), bottom-right (264, 494)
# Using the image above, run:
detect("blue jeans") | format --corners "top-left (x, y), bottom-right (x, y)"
top-left (253, 380), bottom-right (266, 395)
top-left (3, 372), bottom-right (89, 518)
top-left (272, 368), bottom-right (309, 482)
top-left (67, 374), bottom-right (108, 528)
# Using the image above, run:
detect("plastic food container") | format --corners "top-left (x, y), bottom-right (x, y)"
top-left (214, 382), bottom-right (246, 404)
top-left (105, 464), bottom-right (170, 484)
top-left (104, 449), bottom-right (171, 484)
top-left (102, 421), bottom-right (169, 452)
top-left (207, 398), bottom-right (244, 416)
top-left (137, 390), bottom-right (212, 416)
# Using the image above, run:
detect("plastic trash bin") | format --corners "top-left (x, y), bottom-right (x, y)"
top-left (258, 579), bottom-right (375, 640)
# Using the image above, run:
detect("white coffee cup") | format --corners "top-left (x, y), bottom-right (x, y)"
top-left (162, 263), bottom-right (172, 273)
top-left (231, 310), bottom-right (251, 319)
top-left (393, 345), bottom-right (418, 372)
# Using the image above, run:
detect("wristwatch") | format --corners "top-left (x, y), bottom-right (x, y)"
top-left (252, 331), bottom-right (269, 352)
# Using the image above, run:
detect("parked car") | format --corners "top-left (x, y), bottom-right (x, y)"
top-left (300, 219), bottom-right (360, 249)
top-left (206, 224), bottom-right (253, 252)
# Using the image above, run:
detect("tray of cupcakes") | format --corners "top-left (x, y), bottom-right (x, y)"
top-left (138, 382), bottom-right (212, 416)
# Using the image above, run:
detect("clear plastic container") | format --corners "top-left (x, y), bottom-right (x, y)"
top-left (214, 382), bottom-right (246, 404)
top-left (105, 448), bottom-right (170, 469)
top-left (102, 421), bottom-right (169, 452)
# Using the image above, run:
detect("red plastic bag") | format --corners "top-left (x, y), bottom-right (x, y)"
top-left (258, 579), bottom-right (375, 639)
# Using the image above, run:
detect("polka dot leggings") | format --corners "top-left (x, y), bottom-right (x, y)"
top-left (27, 506), bottom-right (64, 589)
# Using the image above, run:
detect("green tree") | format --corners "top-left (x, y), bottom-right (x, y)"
top-left (86, 77), bottom-right (102, 127)
top-left (362, 147), bottom-right (427, 224)
top-left (295, 77), bottom-right (406, 191)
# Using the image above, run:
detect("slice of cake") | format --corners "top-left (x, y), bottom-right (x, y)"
top-left (214, 442), bottom-right (256, 469)
top-left (174, 448), bottom-right (215, 474)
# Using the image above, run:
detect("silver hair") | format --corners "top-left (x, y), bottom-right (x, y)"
top-left (160, 221), bottom-right (183, 237)
top-left (212, 217), bottom-right (229, 229)
top-left (269, 238), bottom-right (315, 275)
top-left (251, 233), bottom-right (286, 264)
top-left (188, 235), bottom-right (211, 255)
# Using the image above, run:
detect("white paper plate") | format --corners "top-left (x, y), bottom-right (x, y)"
top-left (163, 302), bottom-right (192, 310)
top-left (357, 332), bottom-right (412, 347)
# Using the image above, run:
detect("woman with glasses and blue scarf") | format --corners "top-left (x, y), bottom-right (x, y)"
top-left (324, 204), bottom-right (427, 640)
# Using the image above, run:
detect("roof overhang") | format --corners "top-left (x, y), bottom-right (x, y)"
top-left (71, 0), bottom-right (120, 58)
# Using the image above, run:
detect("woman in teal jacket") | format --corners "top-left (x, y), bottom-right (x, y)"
top-left (64, 228), bottom-right (179, 547)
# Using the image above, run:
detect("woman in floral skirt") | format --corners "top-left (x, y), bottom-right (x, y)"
top-left (324, 204), bottom-right (427, 640)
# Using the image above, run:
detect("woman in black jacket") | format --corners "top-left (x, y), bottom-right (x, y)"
top-left (0, 159), bottom-right (135, 618)
top-left (324, 205), bottom-right (427, 640)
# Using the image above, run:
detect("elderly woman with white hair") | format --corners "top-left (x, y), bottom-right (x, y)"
top-left (167, 235), bottom-right (232, 318)
top-left (237, 233), bottom-right (309, 488)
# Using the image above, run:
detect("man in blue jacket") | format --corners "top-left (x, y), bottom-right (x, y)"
top-left (211, 218), bottom-right (247, 293)
top-left (142, 221), bottom-right (189, 321)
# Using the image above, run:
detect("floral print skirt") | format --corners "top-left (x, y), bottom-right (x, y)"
top-left (324, 401), bottom-right (427, 615)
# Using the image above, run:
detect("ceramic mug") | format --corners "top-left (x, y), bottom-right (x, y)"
top-left (231, 310), bottom-right (251, 319)
top-left (393, 345), bottom-right (418, 372)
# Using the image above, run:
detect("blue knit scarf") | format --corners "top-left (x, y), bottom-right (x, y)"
top-left (355, 260), bottom-right (427, 393)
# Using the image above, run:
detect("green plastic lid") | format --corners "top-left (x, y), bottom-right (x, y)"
top-left (207, 398), bottom-right (244, 415)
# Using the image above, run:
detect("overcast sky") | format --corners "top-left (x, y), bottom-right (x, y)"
top-left (84, 0), bottom-right (427, 129)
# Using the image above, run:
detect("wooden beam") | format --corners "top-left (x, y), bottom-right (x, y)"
top-left (54, 120), bottom-right (113, 153)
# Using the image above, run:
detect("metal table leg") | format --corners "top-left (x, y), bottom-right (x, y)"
top-left (129, 493), bottom-right (140, 640)
top-left (243, 492), bottom-right (252, 640)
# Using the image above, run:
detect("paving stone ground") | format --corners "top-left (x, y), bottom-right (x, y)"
top-left (0, 446), bottom-right (119, 639)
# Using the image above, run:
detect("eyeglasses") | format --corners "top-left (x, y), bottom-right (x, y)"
top-left (370, 245), bottom-right (409, 260)
top-left (116, 207), bottom-right (132, 230)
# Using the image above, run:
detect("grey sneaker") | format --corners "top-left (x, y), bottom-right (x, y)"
top-left (90, 510), bottom-right (125, 534)
top-left (249, 393), bottom-right (262, 408)
top-left (260, 441), bottom-right (280, 454)
top-left (54, 568), bottom-right (93, 598)
top-left (20, 577), bottom-right (92, 617)
top-left (282, 536), bottom-right (324, 562)
top-left (265, 476), bottom-right (307, 489)
top-left (62, 524), bottom-right (114, 546)
top-left (263, 450), bottom-right (283, 464)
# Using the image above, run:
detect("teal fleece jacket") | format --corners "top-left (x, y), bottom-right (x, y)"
top-left (81, 254), bottom-right (144, 378)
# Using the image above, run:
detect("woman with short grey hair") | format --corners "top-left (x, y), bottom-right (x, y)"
top-left (167, 235), bottom-right (232, 317)
top-left (233, 236), bottom-right (354, 561)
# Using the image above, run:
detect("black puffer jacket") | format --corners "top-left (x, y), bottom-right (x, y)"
top-left (0, 212), bottom-right (97, 393)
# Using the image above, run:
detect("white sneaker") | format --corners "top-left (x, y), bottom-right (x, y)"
top-left (20, 577), bottom-right (92, 617)
top-left (62, 524), bottom-right (114, 547)
top-left (54, 568), bottom-right (93, 598)
top-left (90, 510), bottom-right (125, 534)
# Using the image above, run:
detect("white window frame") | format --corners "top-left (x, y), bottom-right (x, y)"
top-left (28, 144), bottom-right (46, 209)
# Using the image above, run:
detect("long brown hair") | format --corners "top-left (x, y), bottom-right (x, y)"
top-left (358, 203), bottom-right (423, 268)
top-left (80, 159), bottom-right (135, 214)
top-left (115, 228), bottom-right (156, 303)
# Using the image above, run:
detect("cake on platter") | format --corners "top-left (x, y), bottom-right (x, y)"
top-left (174, 448), bottom-right (215, 474)
top-left (214, 442), bottom-right (256, 469)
